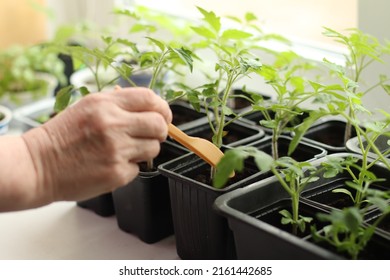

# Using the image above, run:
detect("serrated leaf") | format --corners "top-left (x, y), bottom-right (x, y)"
top-left (196, 6), bottom-right (221, 32)
top-left (146, 37), bottom-right (165, 52)
top-left (323, 58), bottom-right (345, 75)
top-left (171, 47), bottom-right (193, 72)
top-left (221, 29), bottom-right (253, 40)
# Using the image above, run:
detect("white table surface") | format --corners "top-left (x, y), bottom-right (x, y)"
top-left (0, 202), bottom-right (178, 260)
top-left (0, 122), bottom-right (178, 260)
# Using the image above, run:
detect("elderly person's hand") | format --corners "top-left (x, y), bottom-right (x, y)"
top-left (0, 87), bottom-right (171, 211)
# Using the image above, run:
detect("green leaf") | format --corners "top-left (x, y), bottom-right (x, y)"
top-left (300, 176), bottom-right (320, 185)
top-left (196, 6), bottom-right (221, 32)
top-left (213, 149), bottom-right (246, 188)
top-left (343, 207), bottom-right (363, 234)
top-left (54, 85), bottom-right (74, 113)
top-left (260, 119), bottom-right (276, 129)
top-left (252, 150), bottom-right (273, 171)
top-left (190, 26), bottom-right (216, 39)
top-left (146, 37), bottom-right (166, 52)
top-left (116, 38), bottom-right (137, 50)
top-left (171, 47), bottom-right (193, 72)
top-left (323, 58), bottom-right (345, 75)
top-left (297, 219), bottom-right (306, 232)
top-left (221, 29), bottom-right (253, 40)
top-left (78, 86), bottom-right (90, 96)
top-left (213, 147), bottom-right (273, 188)
top-left (332, 188), bottom-right (355, 202)
top-left (367, 197), bottom-right (389, 212)
top-left (245, 12), bottom-right (257, 22)
top-left (322, 26), bottom-right (347, 40)
top-left (279, 209), bottom-right (292, 219)
top-left (280, 209), bottom-right (293, 225)
top-left (102, 36), bottom-right (113, 45)
top-left (301, 215), bottom-right (313, 223)
top-left (130, 23), bottom-right (157, 34)
top-left (382, 84), bottom-right (390, 95)
top-left (113, 8), bottom-right (138, 18)
top-left (221, 105), bottom-right (234, 116)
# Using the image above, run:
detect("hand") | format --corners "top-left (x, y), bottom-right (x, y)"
top-left (22, 87), bottom-right (172, 205)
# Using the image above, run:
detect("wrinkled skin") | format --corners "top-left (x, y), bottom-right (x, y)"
top-left (0, 87), bottom-right (172, 211)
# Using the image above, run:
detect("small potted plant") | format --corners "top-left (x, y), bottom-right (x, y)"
top-left (0, 44), bottom-right (66, 109)
top-left (158, 7), bottom-right (291, 259)
top-left (294, 27), bottom-right (390, 153)
top-left (212, 27), bottom-right (390, 259)
top-left (214, 149), bottom-right (390, 259)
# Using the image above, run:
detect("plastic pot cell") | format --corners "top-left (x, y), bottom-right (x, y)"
top-left (112, 141), bottom-right (188, 244)
top-left (158, 149), bottom-right (270, 260)
top-left (214, 153), bottom-right (390, 259)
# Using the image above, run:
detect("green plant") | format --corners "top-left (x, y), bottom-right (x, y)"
top-left (180, 7), bottom-right (268, 180)
top-left (214, 147), bottom-right (327, 235)
top-left (0, 44), bottom-right (66, 101)
top-left (326, 126), bottom-right (390, 207)
top-left (252, 51), bottom-right (320, 159)
top-left (52, 36), bottom-right (138, 93)
top-left (323, 27), bottom-right (390, 143)
top-left (54, 18), bottom-right (194, 171)
top-left (312, 187), bottom-right (390, 259)
top-left (293, 27), bottom-right (390, 149)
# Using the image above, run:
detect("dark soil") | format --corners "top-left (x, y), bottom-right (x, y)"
top-left (248, 199), bottom-right (327, 238)
top-left (183, 157), bottom-right (262, 187)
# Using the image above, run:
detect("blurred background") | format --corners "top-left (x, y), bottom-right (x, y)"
top-left (1, 0), bottom-right (390, 115)
top-left (0, 0), bottom-right (360, 49)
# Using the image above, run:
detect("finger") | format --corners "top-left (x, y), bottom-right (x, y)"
top-left (124, 138), bottom-right (162, 163)
top-left (125, 111), bottom-right (169, 142)
top-left (109, 87), bottom-right (173, 124)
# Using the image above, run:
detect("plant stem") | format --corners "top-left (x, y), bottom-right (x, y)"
top-left (144, 50), bottom-right (168, 171)
top-left (214, 74), bottom-right (234, 148)
top-left (291, 189), bottom-right (299, 236)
